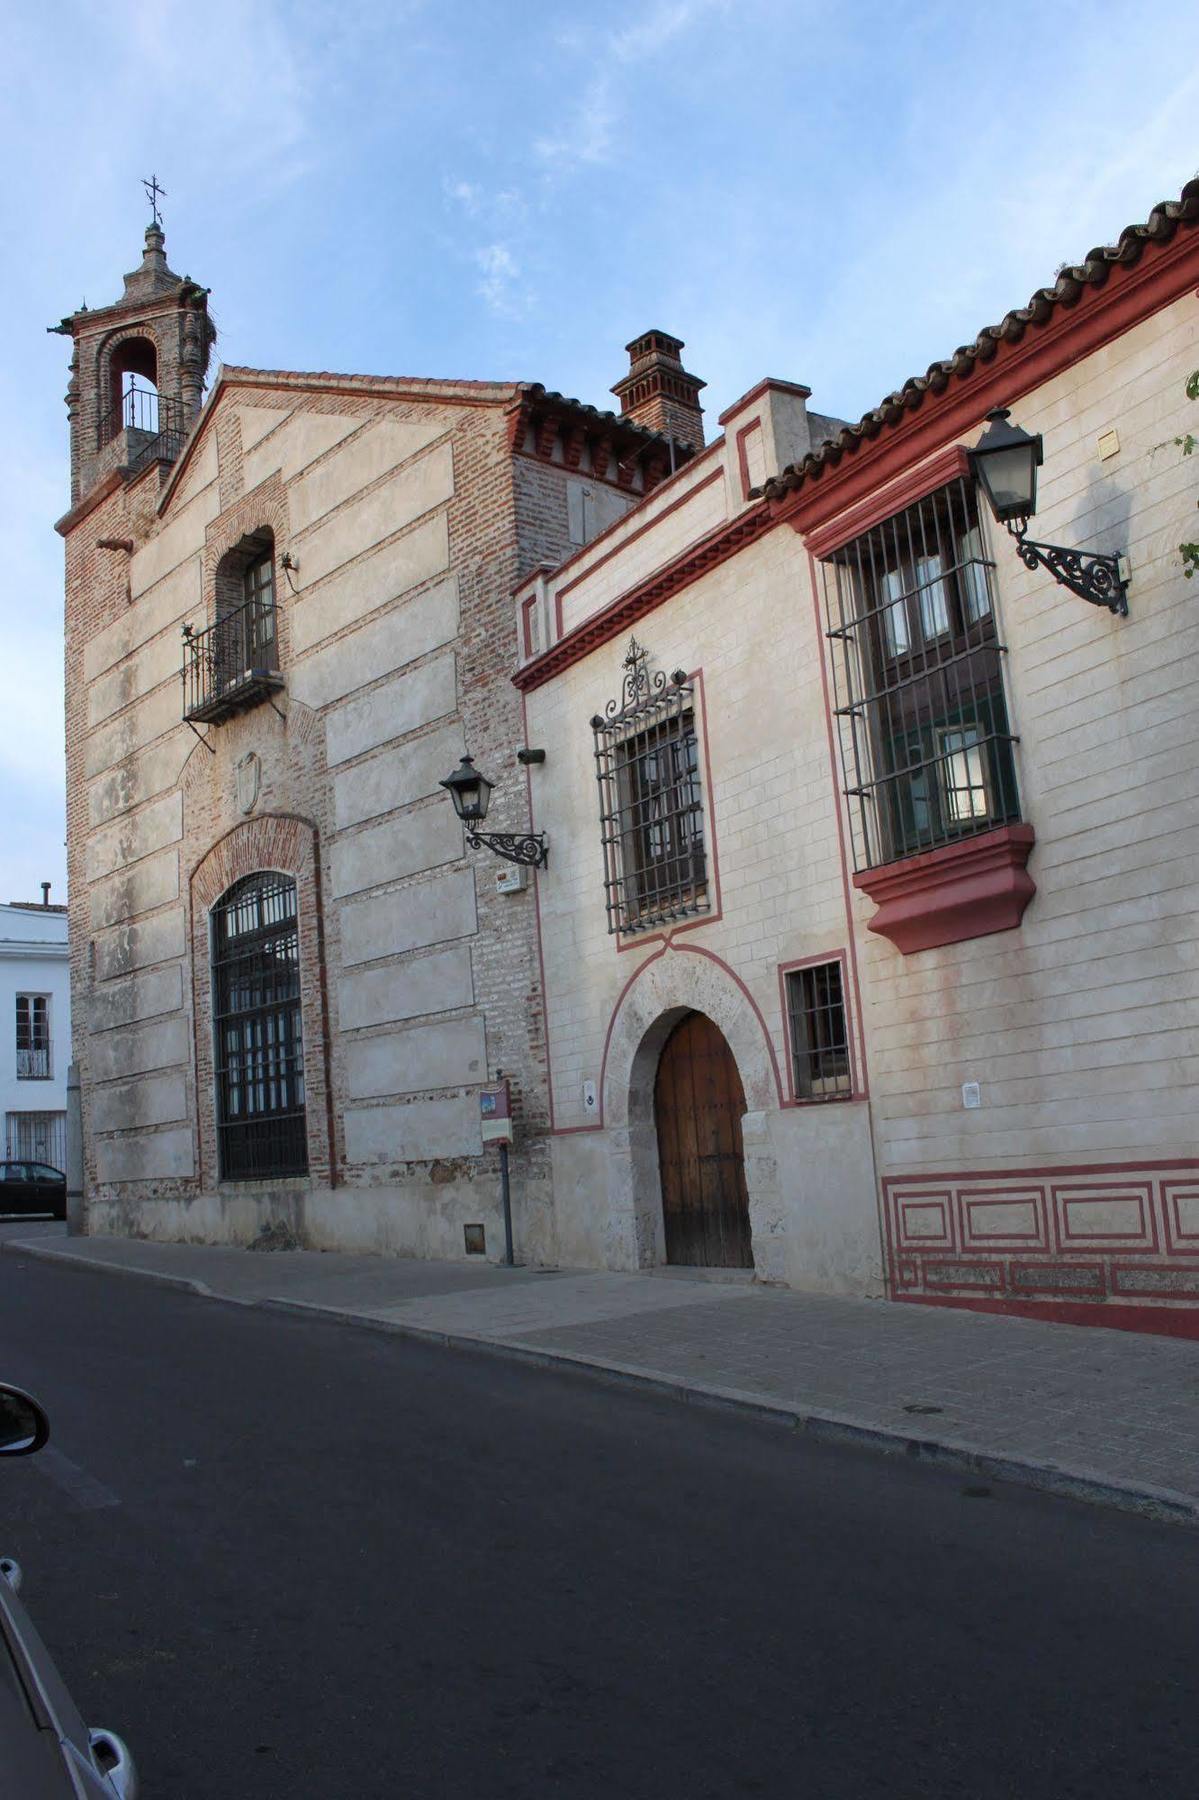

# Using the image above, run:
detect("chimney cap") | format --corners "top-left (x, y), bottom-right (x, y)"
top-left (625, 328), bottom-right (686, 359)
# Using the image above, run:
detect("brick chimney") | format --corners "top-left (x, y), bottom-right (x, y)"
top-left (611, 330), bottom-right (705, 454)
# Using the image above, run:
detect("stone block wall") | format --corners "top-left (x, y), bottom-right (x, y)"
top-left (62, 373), bottom-right (590, 1263)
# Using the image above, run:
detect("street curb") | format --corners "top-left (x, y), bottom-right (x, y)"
top-left (7, 1237), bottom-right (1197, 1529)
top-left (0, 1236), bottom-right (217, 1301)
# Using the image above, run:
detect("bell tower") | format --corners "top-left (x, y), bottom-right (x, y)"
top-left (52, 194), bottom-right (215, 504)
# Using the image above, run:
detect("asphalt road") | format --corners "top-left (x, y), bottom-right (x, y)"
top-left (0, 1250), bottom-right (1196, 1799)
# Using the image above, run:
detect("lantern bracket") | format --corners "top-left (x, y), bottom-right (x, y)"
top-left (1005, 519), bottom-right (1129, 617)
top-left (465, 828), bottom-right (549, 870)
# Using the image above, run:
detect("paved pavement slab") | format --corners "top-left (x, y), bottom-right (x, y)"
top-left (3, 1222), bottom-right (1196, 1522)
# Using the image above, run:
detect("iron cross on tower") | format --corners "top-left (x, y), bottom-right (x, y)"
top-left (142, 174), bottom-right (166, 228)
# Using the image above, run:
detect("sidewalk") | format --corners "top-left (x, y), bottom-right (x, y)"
top-left (3, 1222), bottom-right (1197, 1524)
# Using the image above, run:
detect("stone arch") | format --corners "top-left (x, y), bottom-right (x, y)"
top-left (602, 944), bottom-right (782, 1129)
top-left (597, 945), bottom-right (786, 1275)
top-left (189, 814), bottom-right (334, 1195)
top-left (95, 326), bottom-right (162, 443)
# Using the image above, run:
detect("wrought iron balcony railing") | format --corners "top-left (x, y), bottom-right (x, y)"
top-left (16, 1044), bottom-right (51, 1080)
top-left (182, 598), bottom-right (284, 726)
top-left (99, 382), bottom-right (188, 472)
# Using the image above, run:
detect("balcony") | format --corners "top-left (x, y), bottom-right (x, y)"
top-left (16, 1044), bottom-right (51, 1081)
top-left (183, 599), bottom-right (284, 726)
top-left (99, 381), bottom-right (187, 475)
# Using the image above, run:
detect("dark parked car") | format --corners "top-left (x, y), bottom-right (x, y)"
top-left (0, 1383), bottom-right (137, 1796)
top-left (0, 1162), bottom-right (66, 1221)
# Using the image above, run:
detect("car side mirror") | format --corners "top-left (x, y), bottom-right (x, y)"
top-left (0, 1384), bottom-right (49, 1457)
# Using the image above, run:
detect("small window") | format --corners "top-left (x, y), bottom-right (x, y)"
top-left (15, 996), bottom-right (50, 1081)
top-left (786, 963), bottom-right (852, 1101)
top-left (592, 643), bottom-right (708, 936)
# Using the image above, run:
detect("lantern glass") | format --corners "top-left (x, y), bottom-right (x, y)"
top-left (440, 754), bottom-right (494, 823)
top-left (969, 408), bottom-right (1043, 525)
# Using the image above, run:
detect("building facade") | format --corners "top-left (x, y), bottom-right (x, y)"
top-left (513, 181), bottom-right (1199, 1333)
top-left (55, 222), bottom-right (698, 1258)
top-left (57, 184), bottom-right (1199, 1334)
top-left (1, 894), bottom-right (70, 1174)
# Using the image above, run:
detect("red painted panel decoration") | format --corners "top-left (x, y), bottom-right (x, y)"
top-left (882, 1163), bottom-right (1199, 1336)
top-left (1162, 1183), bottom-right (1199, 1256)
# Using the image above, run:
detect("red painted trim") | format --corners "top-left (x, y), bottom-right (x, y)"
top-left (671, 942), bottom-right (786, 1109)
top-left (593, 944), bottom-right (670, 1131)
top-left (776, 950), bottom-right (862, 1107)
top-left (735, 419), bottom-right (763, 503)
top-left (718, 376), bottom-right (811, 425)
top-left (853, 824), bottom-right (1037, 954)
top-left (520, 591), bottom-right (538, 659)
top-left (1052, 1177), bottom-right (1160, 1254)
top-left (614, 669), bottom-right (723, 953)
top-left (553, 463), bottom-right (725, 637)
top-left (1162, 1177), bottom-right (1199, 1256)
top-left (778, 223), bottom-right (1199, 541)
top-left (883, 1158), bottom-right (1199, 1186)
top-left (584, 938), bottom-right (787, 1138)
top-left (515, 500), bottom-right (774, 692)
top-left (803, 445), bottom-right (971, 560)
top-left (806, 551), bottom-right (871, 1104)
top-left (893, 1291), bottom-right (1199, 1341)
top-left (520, 688), bottom-right (561, 1138)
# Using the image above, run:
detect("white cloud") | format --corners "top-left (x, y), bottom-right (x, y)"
top-left (534, 2), bottom-right (723, 174)
top-left (474, 243), bottom-right (527, 316)
top-left (445, 178), bottom-right (484, 215)
top-left (611, 1), bottom-right (718, 62)
top-left (534, 76), bottom-right (617, 171)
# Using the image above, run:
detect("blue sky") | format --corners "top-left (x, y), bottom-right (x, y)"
top-left (2, 0), bottom-right (1196, 903)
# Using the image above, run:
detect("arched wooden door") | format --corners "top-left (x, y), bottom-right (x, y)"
top-left (654, 1011), bottom-right (753, 1268)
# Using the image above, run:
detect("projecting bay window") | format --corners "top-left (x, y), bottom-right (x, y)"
top-left (592, 653), bottom-right (708, 936)
top-left (211, 874), bottom-right (307, 1181)
top-left (822, 476), bottom-right (1022, 872)
top-left (16, 996), bottom-right (51, 1080)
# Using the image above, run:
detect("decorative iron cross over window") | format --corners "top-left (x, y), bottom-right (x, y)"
top-left (591, 639), bottom-right (705, 936)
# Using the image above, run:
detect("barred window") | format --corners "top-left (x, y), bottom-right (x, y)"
top-left (592, 642), bottom-right (707, 935)
top-left (822, 477), bottom-right (1022, 871)
top-left (211, 874), bottom-right (307, 1181)
top-left (15, 995), bottom-right (51, 1080)
top-left (785, 962), bottom-right (852, 1100)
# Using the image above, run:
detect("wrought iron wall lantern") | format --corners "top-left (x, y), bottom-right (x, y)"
top-left (968, 407), bottom-right (1129, 616)
top-left (440, 754), bottom-right (549, 870)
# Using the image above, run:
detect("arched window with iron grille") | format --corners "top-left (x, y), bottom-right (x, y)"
top-left (211, 873), bottom-right (307, 1181)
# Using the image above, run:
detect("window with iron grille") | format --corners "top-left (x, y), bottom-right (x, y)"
top-left (5, 1112), bottom-right (66, 1170)
top-left (785, 962), bottom-right (853, 1100)
top-left (821, 477), bottom-right (1022, 871)
top-left (211, 874), bottom-right (307, 1181)
top-left (591, 641), bottom-right (707, 935)
top-left (15, 996), bottom-right (51, 1080)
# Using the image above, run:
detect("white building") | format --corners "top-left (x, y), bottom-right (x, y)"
top-left (1, 892), bottom-right (71, 1172)
top-left (513, 180), bottom-right (1199, 1335)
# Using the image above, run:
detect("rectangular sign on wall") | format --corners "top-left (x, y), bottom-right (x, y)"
top-left (480, 1080), bottom-right (513, 1144)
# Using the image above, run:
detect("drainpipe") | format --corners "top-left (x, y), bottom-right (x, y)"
top-left (66, 1063), bottom-right (85, 1237)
